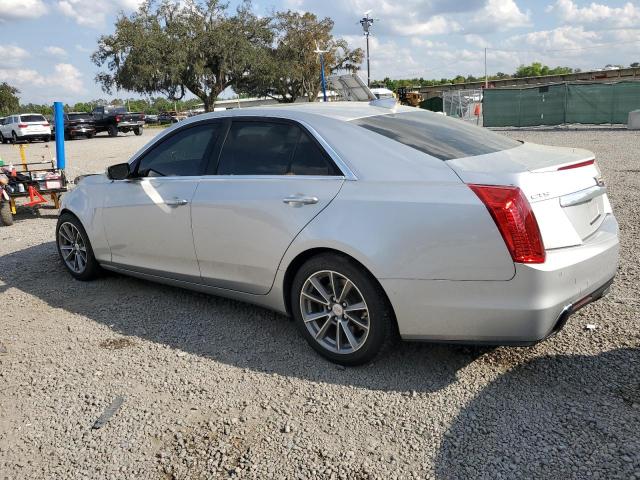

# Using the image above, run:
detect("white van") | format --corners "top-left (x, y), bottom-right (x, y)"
top-left (0, 114), bottom-right (51, 144)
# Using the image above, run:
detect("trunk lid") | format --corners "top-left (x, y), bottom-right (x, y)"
top-left (447, 142), bottom-right (611, 249)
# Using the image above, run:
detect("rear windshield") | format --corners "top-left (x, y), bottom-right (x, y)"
top-left (68, 113), bottom-right (92, 120)
top-left (352, 111), bottom-right (520, 160)
top-left (20, 114), bottom-right (46, 123)
top-left (106, 106), bottom-right (126, 114)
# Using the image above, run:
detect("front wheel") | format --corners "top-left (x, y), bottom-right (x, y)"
top-left (0, 201), bottom-right (13, 226)
top-left (56, 213), bottom-right (101, 280)
top-left (291, 254), bottom-right (395, 366)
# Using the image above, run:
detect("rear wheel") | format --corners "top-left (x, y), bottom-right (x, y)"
top-left (108, 125), bottom-right (118, 137)
top-left (56, 213), bottom-right (101, 280)
top-left (291, 254), bottom-right (395, 366)
top-left (0, 201), bottom-right (13, 226)
top-left (134, 126), bottom-right (142, 136)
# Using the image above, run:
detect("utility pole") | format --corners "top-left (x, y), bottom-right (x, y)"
top-left (360, 12), bottom-right (375, 87)
top-left (314, 43), bottom-right (329, 102)
top-left (484, 47), bottom-right (488, 89)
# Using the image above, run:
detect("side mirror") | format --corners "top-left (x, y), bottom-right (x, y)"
top-left (107, 163), bottom-right (131, 180)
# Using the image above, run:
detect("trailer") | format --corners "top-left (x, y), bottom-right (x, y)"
top-left (0, 159), bottom-right (67, 226)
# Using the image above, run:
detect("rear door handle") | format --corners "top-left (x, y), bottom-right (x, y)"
top-left (283, 195), bottom-right (319, 206)
top-left (165, 198), bottom-right (189, 207)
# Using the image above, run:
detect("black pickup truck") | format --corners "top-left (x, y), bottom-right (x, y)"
top-left (91, 106), bottom-right (145, 137)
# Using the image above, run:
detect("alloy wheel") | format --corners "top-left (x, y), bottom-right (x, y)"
top-left (58, 222), bottom-right (88, 273)
top-left (300, 270), bottom-right (370, 354)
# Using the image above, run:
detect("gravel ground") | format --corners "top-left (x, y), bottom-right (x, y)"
top-left (0, 126), bottom-right (639, 479)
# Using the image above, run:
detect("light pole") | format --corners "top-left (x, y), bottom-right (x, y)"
top-left (359, 12), bottom-right (375, 87)
top-left (314, 43), bottom-right (329, 102)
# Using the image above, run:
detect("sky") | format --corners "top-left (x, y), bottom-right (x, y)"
top-left (0, 0), bottom-right (639, 104)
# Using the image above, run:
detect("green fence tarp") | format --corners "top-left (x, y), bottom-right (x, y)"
top-left (483, 81), bottom-right (640, 127)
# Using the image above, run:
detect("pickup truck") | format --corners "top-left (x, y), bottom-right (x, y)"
top-left (90, 106), bottom-right (145, 137)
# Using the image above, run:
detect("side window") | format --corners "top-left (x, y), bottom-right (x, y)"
top-left (216, 121), bottom-right (339, 176)
top-left (137, 123), bottom-right (219, 177)
top-left (217, 121), bottom-right (299, 175)
top-left (289, 131), bottom-right (336, 176)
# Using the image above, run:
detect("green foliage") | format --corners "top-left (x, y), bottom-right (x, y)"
top-left (514, 62), bottom-right (573, 78)
top-left (0, 83), bottom-right (20, 116)
top-left (93, 0), bottom-right (273, 111)
top-left (237, 11), bottom-right (363, 103)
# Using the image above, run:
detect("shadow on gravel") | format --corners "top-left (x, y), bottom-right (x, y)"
top-left (1, 242), bottom-right (489, 393)
top-left (435, 347), bottom-right (640, 480)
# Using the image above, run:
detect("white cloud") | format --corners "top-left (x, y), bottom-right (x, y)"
top-left (390, 15), bottom-right (461, 36)
top-left (547, 0), bottom-right (640, 29)
top-left (507, 25), bottom-right (601, 52)
top-left (56, 0), bottom-right (144, 27)
top-left (0, 45), bottom-right (30, 68)
top-left (44, 46), bottom-right (68, 57)
top-left (0, 63), bottom-right (86, 100)
top-left (0, 0), bottom-right (48, 21)
top-left (466, 0), bottom-right (531, 33)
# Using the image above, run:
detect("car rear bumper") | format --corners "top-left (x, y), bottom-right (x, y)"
top-left (381, 214), bottom-right (619, 344)
top-left (17, 132), bottom-right (50, 139)
top-left (118, 121), bottom-right (144, 128)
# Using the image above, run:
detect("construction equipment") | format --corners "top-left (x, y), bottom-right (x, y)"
top-left (396, 87), bottom-right (423, 107)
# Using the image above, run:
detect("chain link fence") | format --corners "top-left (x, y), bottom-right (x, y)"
top-left (443, 89), bottom-right (483, 124)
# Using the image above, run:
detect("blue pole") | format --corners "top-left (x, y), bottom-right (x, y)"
top-left (54, 101), bottom-right (65, 170)
top-left (320, 54), bottom-right (327, 102)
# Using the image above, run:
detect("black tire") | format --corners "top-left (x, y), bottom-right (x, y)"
top-left (0, 132), bottom-right (5, 144)
top-left (0, 201), bottom-right (13, 226)
top-left (108, 125), bottom-right (118, 137)
top-left (64, 132), bottom-right (71, 141)
top-left (134, 126), bottom-right (143, 136)
top-left (86, 133), bottom-right (94, 139)
top-left (44, 135), bottom-right (51, 142)
top-left (291, 253), bottom-right (396, 366)
top-left (56, 212), bottom-right (102, 281)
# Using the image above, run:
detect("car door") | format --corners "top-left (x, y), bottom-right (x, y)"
top-left (102, 121), bottom-right (222, 280)
top-left (191, 118), bottom-right (345, 295)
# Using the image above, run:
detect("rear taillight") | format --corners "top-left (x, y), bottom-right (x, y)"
top-left (115, 115), bottom-right (122, 122)
top-left (558, 159), bottom-right (595, 171)
top-left (42, 122), bottom-right (50, 127)
top-left (18, 123), bottom-right (28, 128)
top-left (469, 184), bottom-right (546, 264)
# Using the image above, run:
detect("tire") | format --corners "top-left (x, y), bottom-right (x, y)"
top-left (108, 125), bottom-right (118, 137)
top-left (134, 126), bottom-right (143, 136)
top-left (0, 132), bottom-right (5, 144)
top-left (56, 213), bottom-right (102, 281)
top-left (86, 133), bottom-right (94, 139)
top-left (0, 201), bottom-right (13, 226)
top-left (44, 135), bottom-right (51, 142)
top-left (291, 253), bottom-right (396, 366)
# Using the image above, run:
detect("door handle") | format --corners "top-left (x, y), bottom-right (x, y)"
top-left (165, 198), bottom-right (189, 207)
top-left (282, 195), bottom-right (319, 206)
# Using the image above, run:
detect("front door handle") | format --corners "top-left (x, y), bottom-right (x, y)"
top-left (165, 198), bottom-right (189, 207)
top-left (283, 195), bottom-right (319, 206)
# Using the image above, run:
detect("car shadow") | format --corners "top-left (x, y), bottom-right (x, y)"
top-left (0, 242), bottom-right (491, 393)
top-left (435, 347), bottom-right (640, 479)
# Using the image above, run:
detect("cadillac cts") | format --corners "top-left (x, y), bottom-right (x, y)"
top-left (56, 103), bottom-right (619, 365)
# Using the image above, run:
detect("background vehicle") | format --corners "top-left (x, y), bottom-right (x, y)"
top-left (157, 111), bottom-right (179, 124)
top-left (91, 105), bottom-right (145, 137)
top-left (0, 114), bottom-right (51, 143)
top-left (51, 112), bottom-right (96, 140)
top-left (144, 114), bottom-right (159, 125)
top-left (56, 104), bottom-right (618, 365)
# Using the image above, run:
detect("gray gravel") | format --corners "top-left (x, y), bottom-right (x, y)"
top-left (1, 126), bottom-right (639, 479)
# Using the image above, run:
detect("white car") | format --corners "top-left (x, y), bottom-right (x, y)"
top-left (0, 113), bottom-right (51, 144)
top-left (57, 103), bottom-right (619, 365)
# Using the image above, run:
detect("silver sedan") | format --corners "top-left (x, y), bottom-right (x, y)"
top-left (56, 103), bottom-right (619, 365)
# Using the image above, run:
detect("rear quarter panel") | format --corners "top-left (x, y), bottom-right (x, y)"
top-left (280, 179), bottom-right (516, 281)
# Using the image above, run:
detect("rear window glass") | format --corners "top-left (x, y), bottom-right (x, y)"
top-left (20, 115), bottom-right (46, 123)
top-left (68, 113), bottom-right (92, 120)
top-left (352, 111), bottom-right (520, 160)
top-left (105, 106), bottom-right (126, 114)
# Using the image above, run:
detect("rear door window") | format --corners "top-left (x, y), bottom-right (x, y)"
top-left (216, 121), bottom-right (339, 176)
top-left (352, 111), bottom-right (520, 160)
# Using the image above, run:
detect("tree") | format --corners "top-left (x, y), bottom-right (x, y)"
top-left (631, 62), bottom-right (640, 68)
top-left (93, 0), bottom-right (272, 112)
top-left (514, 62), bottom-right (573, 78)
top-left (0, 83), bottom-right (20, 116)
top-left (238, 11), bottom-right (363, 103)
